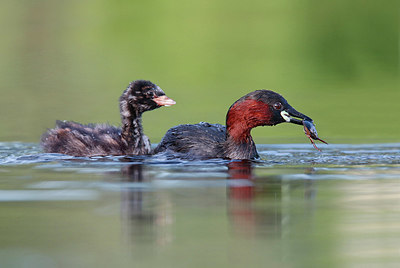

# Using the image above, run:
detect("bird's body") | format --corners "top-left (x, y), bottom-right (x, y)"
top-left (42, 120), bottom-right (150, 156)
top-left (154, 90), bottom-right (313, 160)
top-left (154, 122), bottom-right (227, 158)
top-left (41, 80), bottom-right (175, 156)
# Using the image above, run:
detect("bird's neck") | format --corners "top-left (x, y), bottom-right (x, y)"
top-left (224, 99), bottom-right (267, 159)
top-left (224, 135), bottom-right (259, 160)
top-left (121, 112), bottom-right (143, 143)
top-left (119, 100), bottom-right (150, 152)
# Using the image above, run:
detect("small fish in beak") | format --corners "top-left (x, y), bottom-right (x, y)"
top-left (303, 120), bottom-right (328, 151)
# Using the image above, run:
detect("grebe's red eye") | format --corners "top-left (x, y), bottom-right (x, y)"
top-left (273, 102), bottom-right (282, 110)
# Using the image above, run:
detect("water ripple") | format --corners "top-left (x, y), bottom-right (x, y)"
top-left (0, 142), bottom-right (399, 170)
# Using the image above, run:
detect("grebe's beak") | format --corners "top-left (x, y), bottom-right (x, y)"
top-left (280, 105), bottom-right (312, 125)
top-left (153, 95), bottom-right (176, 107)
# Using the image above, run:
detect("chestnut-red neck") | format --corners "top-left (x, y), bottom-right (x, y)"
top-left (226, 98), bottom-right (272, 143)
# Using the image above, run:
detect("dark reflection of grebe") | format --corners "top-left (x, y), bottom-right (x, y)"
top-left (120, 164), bottom-right (173, 246)
top-left (227, 161), bottom-right (317, 237)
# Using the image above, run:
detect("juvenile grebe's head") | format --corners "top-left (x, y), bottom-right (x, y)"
top-left (120, 80), bottom-right (176, 115)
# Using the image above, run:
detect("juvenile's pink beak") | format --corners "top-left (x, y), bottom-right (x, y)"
top-left (153, 95), bottom-right (176, 107)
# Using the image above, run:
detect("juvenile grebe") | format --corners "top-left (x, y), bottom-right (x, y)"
top-left (41, 80), bottom-right (175, 156)
top-left (154, 90), bottom-right (322, 160)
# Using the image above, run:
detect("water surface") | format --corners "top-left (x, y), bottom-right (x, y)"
top-left (0, 142), bottom-right (399, 267)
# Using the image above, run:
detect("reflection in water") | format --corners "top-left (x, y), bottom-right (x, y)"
top-left (228, 160), bottom-right (254, 200)
top-left (1, 142), bottom-right (399, 266)
top-left (304, 168), bottom-right (317, 200)
top-left (120, 164), bottom-right (147, 222)
top-left (118, 161), bottom-right (319, 244)
top-left (120, 164), bottom-right (173, 246)
top-left (227, 161), bottom-right (317, 238)
top-left (94, 160), bottom-right (400, 265)
top-left (227, 160), bottom-right (257, 236)
top-left (227, 160), bottom-right (283, 237)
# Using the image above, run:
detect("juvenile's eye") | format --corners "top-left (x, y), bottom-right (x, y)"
top-left (145, 91), bottom-right (155, 98)
top-left (273, 102), bottom-right (282, 110)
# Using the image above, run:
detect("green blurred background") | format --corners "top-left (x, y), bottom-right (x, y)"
top-left (0, 0), bottom-right (399, 144)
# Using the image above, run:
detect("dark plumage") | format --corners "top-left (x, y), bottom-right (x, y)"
top-left (41, 80), bottom-right (175, 156)
top-left (154, 90), bottom-right (313, 160)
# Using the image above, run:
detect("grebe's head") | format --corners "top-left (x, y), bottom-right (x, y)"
top-left (226, 89), bottom-right (313, 141)
top-left (120, 80), bottom-right (176, 115)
